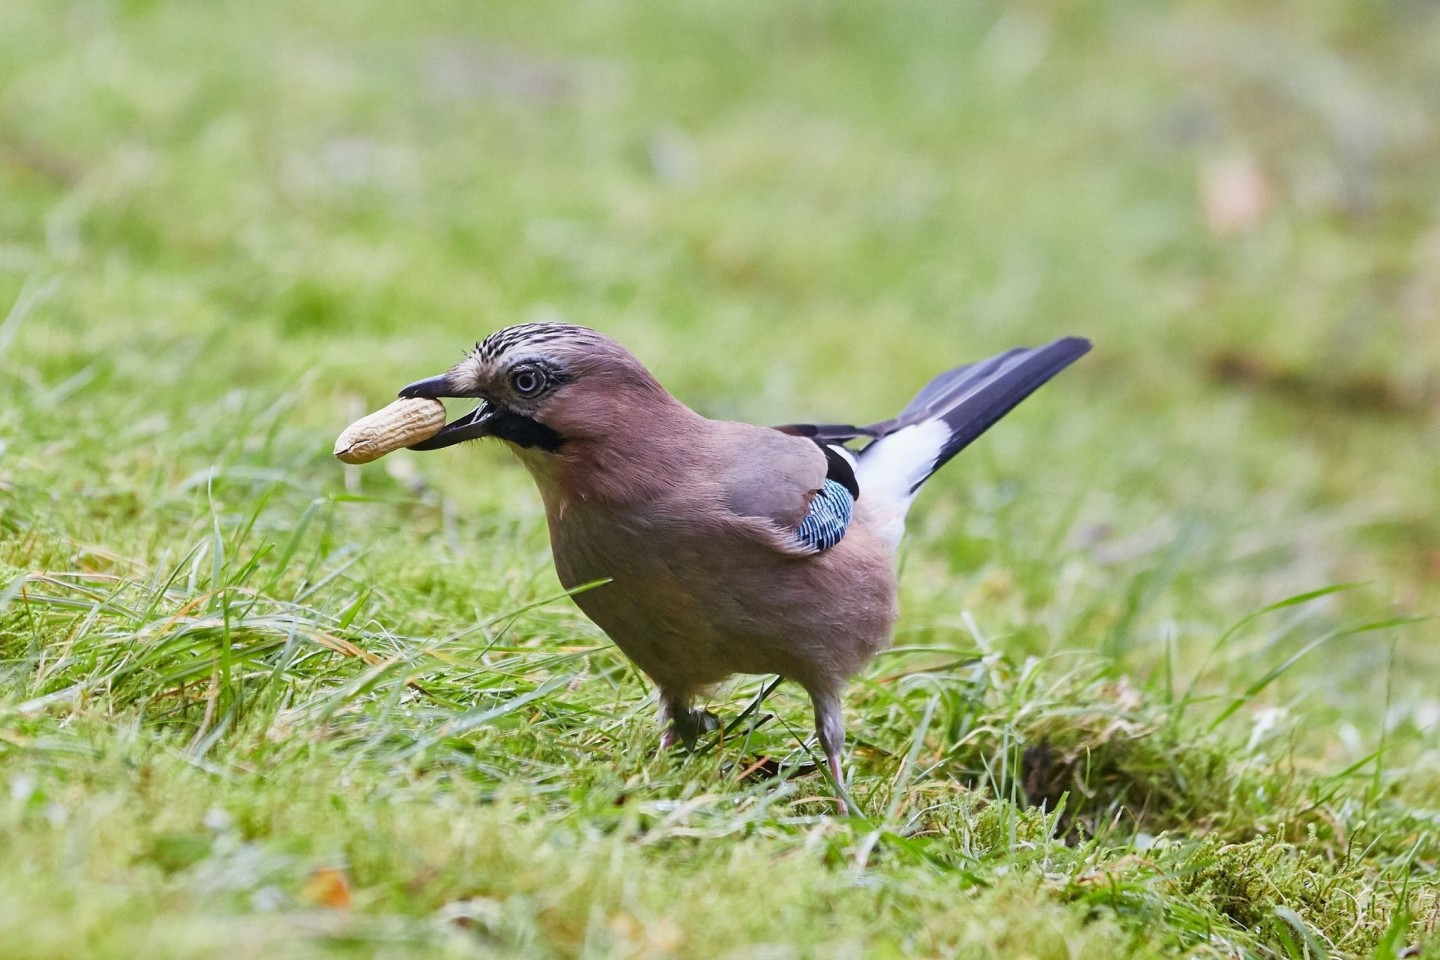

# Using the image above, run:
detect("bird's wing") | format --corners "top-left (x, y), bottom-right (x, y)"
top-left (708, 423), bottom-right (857, 556)
top-left (773, 422), bottom-right (881, 444)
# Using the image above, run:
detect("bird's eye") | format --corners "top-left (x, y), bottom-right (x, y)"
top-left (510, 367), bottom-right (545, 397)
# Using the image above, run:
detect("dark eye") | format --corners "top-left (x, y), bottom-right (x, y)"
top-left (510, 367), bottom-right (545, 397)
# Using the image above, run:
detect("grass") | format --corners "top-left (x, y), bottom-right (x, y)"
top-left (3, 0), bottom-right (1440, 956)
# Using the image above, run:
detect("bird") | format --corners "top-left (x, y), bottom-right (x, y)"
top-left (398, 322), bottom-right (1090, 812)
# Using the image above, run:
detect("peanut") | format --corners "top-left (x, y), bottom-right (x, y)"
top-left (334, 397), bottom-right (446, 464)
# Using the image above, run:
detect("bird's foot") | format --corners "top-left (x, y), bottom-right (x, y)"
top-left (662, 708), bottom-right (721, 752)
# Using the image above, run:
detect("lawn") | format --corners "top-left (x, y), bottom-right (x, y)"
top-left (2, 0), bottom-right (1439, 956)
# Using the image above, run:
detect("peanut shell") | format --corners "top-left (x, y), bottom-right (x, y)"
top-left (334, 397), bottom-right (446, 464)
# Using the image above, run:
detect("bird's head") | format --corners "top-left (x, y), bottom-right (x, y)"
top-left (398, 322), bottom-right (676, 455)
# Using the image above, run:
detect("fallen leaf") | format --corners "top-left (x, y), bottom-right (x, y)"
top-left (302, 867), bottom-right (353, 911)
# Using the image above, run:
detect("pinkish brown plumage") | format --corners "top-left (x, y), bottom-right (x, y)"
top-left (399, 323), bottom-right (1089, 812)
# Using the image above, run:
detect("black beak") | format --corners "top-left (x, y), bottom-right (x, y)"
top-left (398, 373), bottom-right (496, 451)
top-left (398, 374), bottom-right (460, 400)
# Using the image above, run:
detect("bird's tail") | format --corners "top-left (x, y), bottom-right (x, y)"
top-left (849, 337), bottom-right (1091, 547)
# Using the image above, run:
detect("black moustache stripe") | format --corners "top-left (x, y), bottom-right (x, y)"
top-left (488, 411), bottom-right (565, 452)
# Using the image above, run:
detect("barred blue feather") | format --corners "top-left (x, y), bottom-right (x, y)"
top-left (794, 478), bottom-right (854, 552)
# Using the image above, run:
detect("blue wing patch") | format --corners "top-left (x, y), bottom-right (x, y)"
top-left (795, 479), bottom-right (854, 552)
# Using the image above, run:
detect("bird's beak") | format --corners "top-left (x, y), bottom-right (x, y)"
top-left (398, 373), bottom-right (496, 450)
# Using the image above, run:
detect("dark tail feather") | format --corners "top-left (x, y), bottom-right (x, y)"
top-left (774, 337), bottom-right (1091, 495)
top-left (899, 336), bottom-right (1090, 484)
top-left (846, 337), bottom-right (1091, 503)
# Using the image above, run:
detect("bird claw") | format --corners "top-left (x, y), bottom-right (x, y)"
top-left (663, 708), bottom-right (721, 751)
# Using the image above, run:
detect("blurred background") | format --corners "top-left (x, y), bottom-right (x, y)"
top-left (2, 0), bottom-right (1438, 715)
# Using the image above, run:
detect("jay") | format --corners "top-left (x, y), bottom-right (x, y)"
top-left (398, 323), bottom-right (1090, 811)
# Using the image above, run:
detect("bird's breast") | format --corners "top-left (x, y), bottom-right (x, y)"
top-left (539, 497), bottom-right (899, 690)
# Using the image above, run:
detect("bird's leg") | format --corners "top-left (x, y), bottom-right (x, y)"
top-left (809, 688), bottom-right (849, 816)
top-left (656, 689), bottom-right (719, 753)
top-left (657, 690), bottom-right (686, 751)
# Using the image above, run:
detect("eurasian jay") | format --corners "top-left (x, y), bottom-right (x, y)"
top-left (398, 323), bottom-right (1090, 811)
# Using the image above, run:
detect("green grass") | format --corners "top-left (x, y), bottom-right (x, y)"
top-left (3, 0), bottom-right (1440, 956)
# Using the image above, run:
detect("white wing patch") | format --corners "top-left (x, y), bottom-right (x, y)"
top-left (852, 419), bottom-right (951, 550)
top-left (854, 419), bottom-right (950, 506)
